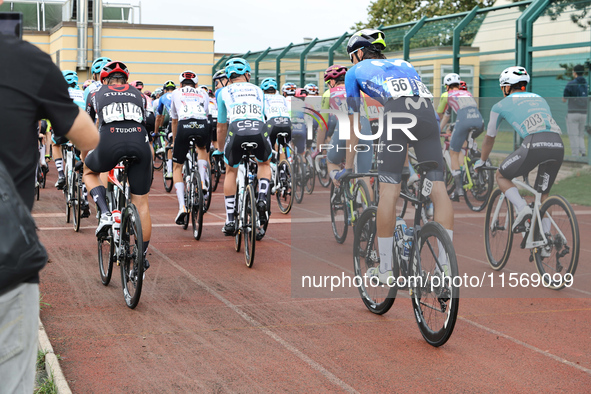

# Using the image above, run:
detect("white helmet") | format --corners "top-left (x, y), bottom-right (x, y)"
top-left (443, 73), bottom-right (461, 86)
top-left (499, 66), bottom-right (530, 86)
top-left (179, 70), bottom-right (198, 85)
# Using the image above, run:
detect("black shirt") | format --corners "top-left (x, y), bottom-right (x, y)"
top-left (88, 83), bottom-right (147, 132)
top-left (0, 34), bottom-right (80, 209)
top-left (563, 76), bottom-right (588, 114)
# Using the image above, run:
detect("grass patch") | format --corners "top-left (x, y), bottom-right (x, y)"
top-left (39, 293), bottom-right (50, 311)
top-left (35, 350), bottom-right (58, 394)
top-left (551, 171), bottom-right (591, 206)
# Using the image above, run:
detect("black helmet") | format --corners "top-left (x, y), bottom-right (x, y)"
top-left (347, 29), bottom-right (387, 59)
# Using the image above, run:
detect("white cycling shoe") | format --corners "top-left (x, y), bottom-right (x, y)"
top-left (366, 266), bottom-right (394, 285)
top-left (512, 205), bottom-right (533, 233)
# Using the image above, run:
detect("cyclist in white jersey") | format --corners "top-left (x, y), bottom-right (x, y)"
top-left (212, 70), bottom-right (229, 157)
top-left (169, 71), bottom-right (210, 224)
top-left (217, 58), bottom-right (273, 235)
top-left (261, 78), bottom-right (291, 153)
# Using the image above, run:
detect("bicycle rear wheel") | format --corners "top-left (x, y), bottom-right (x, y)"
top-left (98, 230), bottom-right (114, 286)
top-left (73, 175), bottom-right (81, 232)
top-left (410, 221), bottom-right (459, 347)
top-left (484, 188), bottom-right (514, 270)
top-left (243, 184), bottom-right (257, 268)
top-left (293, 156), bottom-right (305, 204)
top-left (330, 183), bottom-right (348, 244)
top-left (534, 195), bottom-right (580, 290)
top-left (163, 149), bottom-right (173, 193)
top-left (276, 159), bottom-right (293, 214)
top-left (120, 203), bottom-right (144, 309)
top-left (234, 189), bottom-right (241, 252)
top-left (351, 179), bottom-right (371, 227)
top-left (191, 170), bottom-right (204, 240)
top-left (182, 162), bottom-right (191, 230)
top-left (316, 156), bottom-right (331, 188)
top-left (464, 166), bottom-right (494, 212)
top-left (353, 207), bottom-right (397, 314)
top-left (204, 160), bottom-right (213, 212)
top-left (304, 151), bottom-right (315, 194)
top-left (65, 179), bottom-right (71, 224)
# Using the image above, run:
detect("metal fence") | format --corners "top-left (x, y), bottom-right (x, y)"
top-left (214, 0), bottom-right (591, 163)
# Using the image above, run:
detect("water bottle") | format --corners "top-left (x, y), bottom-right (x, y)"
top-left (112, 210), bottom-right (121, 243)
top-left (402, 227), bottom-right (414, 261)
top-left (394, 217), bottom-right (406, 249)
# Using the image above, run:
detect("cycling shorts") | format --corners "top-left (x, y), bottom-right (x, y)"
top-left (449, 107), bottom-right (484, 152)
top-left (266, 117), bottom-right (291, 148)
top-left (173, 119), bottom-right (210, 164)
top-left (145, 112), bottom-right (156, 141)
top-left (378, 97), bottom-right (444, 184)
top-left (224, 120), bottom-right (272, 168)
top-left (210, 118), bottom-right (218, 142)
top-left (291, 122), bottom-right (307, 154)
top-left (499, 132), bottom-right (564, 194)
top-left (85, 123), bottom-right (152, 195)
top-left (326, 116), bottom-right (373, 174)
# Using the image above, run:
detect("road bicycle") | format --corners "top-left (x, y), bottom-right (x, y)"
top-left (330, 173), bottom-right (372, 244)
top-left (152, 128), bottom-right (167, 171)
top-left (97, 157), bottom-right (145, 309)
top-left (353, 160), bottom-right (459, 347)
top-left (270, 131), bottom-right (293, 215)
top-left (484, 160), bottom-right (580, 290)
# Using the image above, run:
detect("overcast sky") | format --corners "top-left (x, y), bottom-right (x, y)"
top-left (119, 0), bottom-right (372, 54)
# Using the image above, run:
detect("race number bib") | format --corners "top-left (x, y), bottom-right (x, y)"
top-left (386, 78), bottom-right (413, 98)
top-left (210, 108), bottom-right (218, 118)
top-left (365, 105), bottom-right (381, 119)
top-left (102, 102), bottom-right (144, 124)
top-left (415, 81), bottom-right (433, 99)
top-left (422, 178), bottom-right (433, 197)
top-left (179, 101), bottom-right (206, 120)
top-left (267, 105), bottom-right (289, 118)
top-left (522, 113), bottom-right (546, 135)
top-left (230, 103), bottom-right (263, 120)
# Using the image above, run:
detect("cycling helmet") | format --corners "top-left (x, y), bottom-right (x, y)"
top-left (499, 66), bottom-right (530, 86)
top-left (347, 29), bottom-right (386, 60)
top-left (443, 73), bottom-right (461, 86)
top-left (324, 64), bottom-right (348, 82)
top-left (295, 88), bottom-right (308, 98)
top-left (282, 82), bottom-right (297, 96)
top-left (459, 81), bottom-right (467, 91)
top-left (100, 61), bottom-right (129, 81)
top-left (163, 80), bottom-right (176, 90)
top-left (144, 90), bottom-right (152, 96)
top-left (154, 87), bottom-right (163, 96)
top-left (304, 83), bottom-right (319, 95)
top-left (198, 84), bottom-right (208, 91)
top-left (179, 70), bottom-right (198, 85)
top-left (225, 58), bottom-right (251, 78)
top-left (260, 78), bottom-right (278, 91)
top-left (82, 79), bottom-right (93, 90)
top-left (91, 57), bottom-right (112, 75)
top-left (131, 80), bottom-right (144, 90)
top-left (62, 70), bottom-right (78, 86)
top-left (213, 69), bottom-right (227, 82)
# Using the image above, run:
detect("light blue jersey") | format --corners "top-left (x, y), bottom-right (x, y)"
top-left (157, 92), bottom-right (173, 115)
top-left (68, 86), bottom-right (85, 109)
top-left (486, 92), bottom-right (561, 139)
top-left (217, 82), bottom-right (265, 124)
top-left (263, 93), bottom-right (289, 120)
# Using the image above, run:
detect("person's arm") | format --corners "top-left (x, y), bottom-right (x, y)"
top-left (480, 108), bottom-right (501, 163)
top-left (344, 71), bottom-right (361, 171)
top-left (480, 135), bottom-right (495, 163)
top-left (563, 84), bottom-right (570, 103)
top-left (440, 112), bottom-right (451, 134)
top-left (216, 93), bottom-right (228, 145)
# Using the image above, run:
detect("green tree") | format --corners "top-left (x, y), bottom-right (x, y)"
top-left (514, 0), bottom-right (591, 30)
top-left (353, 0), bottom-right (495, 30)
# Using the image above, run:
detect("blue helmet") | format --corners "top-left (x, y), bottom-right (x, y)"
top-left (62, 70), bottom-right (78, 86)
top-left (260, 78), bottom-right (278, 91)
top-left (91, 57), bottom-right (112, 75)
top-left (225, 58), bottom-right (251, 79)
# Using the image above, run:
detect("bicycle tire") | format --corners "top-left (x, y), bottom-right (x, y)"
top-left (304, 151), bottom-right (315, 194)
top-left (98, 230), bottom-right (114, 286)
top-left (153, 152), bottom-right (164, 171)
top-left (353, 207), bottom-right (397, 314)
top-left (294, 156), bottom-right (305, 204)
top-left (211, 154), bottom-right (221, 192)
top-left (317, 156), bottom-right (331, 188)
top-left (191, 169), bottom-right (204, 240)
top-left (204, 160), bottom-right (213, 212)
top-left (162, 150), bottom-right (173, 193)
top-left (351, 179), bottom-right (371, 228)
top-left (534, 195), bottom-right (580, 290)
top-left (181, 162), bottom-right (191, 230)
top-left (330, 183), bottom-right (348, 244)
top-left (464, 165), bottom-right (494, 212)
top-left (276, 159), bottom-right (293, 214)
top-left (243, 184), bottom-right (257, 268)
top-left (234, 188), bottom-right (241, 253)
top-left (410, 221), bottom-right (459, 347)
top-left (484, 188), bottom-right (514, 270)
top-left (73, 175), bottom-right (81, 232)
top-left (65, 182), bottom-right (71, 223)
top-left (120, 203), bottom-right (144, 309)
top-left (41, 166), bottom-right (47, 188)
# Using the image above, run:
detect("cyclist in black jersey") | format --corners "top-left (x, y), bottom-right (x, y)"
top-left (83, 61), bottom-right (153, 268)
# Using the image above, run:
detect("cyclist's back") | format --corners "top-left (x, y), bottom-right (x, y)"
top-left (261, 78), bottom-right (291, 149)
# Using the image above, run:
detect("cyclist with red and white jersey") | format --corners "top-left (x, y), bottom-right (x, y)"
top-left (169, 70), bottom-right (211, 224)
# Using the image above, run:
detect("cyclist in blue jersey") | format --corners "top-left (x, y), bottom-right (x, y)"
top-left (217, 58), bottom-right (272, 236)
top-left (155, 80), bottom-right (176, 178)
top-left (342, 29), bottom-right (454, 283)
top-left (476, 66), bottom-right (564, 232)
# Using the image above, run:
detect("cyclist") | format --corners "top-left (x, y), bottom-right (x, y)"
top-left (212, 70), bottom-right (229, 156)
top-left (342, 28), bottom-right (454, 282)
top-left (83, 56), bottom-right (112, 103)
top-left (217, 58), bottom-right (272, 235)
top-left (155, 80), bottom-right (177, 178)
top-left (169, 70), bottom-right (210, 224)
top-left (315, 65), bottom-right (347, 159)
top-left (439, 72), bottom-right (484, 201)
top-left (207, 87), bottom-right (219, 152)
top-left (304, 83), bottom-right (319, 96)
top-left (290, 88), bottom-right (309, 161)
top-left (83, 60), bottom-right (152, 267)
top-left (476, 66), bottom-right (564, 233)
top-left (261, 77), bottom-right (291, 159)
top-left (282, 82), bottom-right (297, 98)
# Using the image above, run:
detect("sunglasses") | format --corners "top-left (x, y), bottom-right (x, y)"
top-left (349, 48), bottom-right (362, 63)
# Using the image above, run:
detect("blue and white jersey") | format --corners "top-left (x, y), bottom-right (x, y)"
top-left (345, 58), bottom-right (432, 112)
top-left (263, 93), bottom-right (289, 120)
top-left (217, 82), bottom-right (265, 124)
top-left (83, 81), bottom-right (102, 103)
top-left (157, 92), bottom-right (173, 115)
top-left (68, 86), bottom-right (85, 109)
top-left (487, 92), bottom-right (561, 139)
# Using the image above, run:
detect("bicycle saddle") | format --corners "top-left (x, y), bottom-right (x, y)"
top-left (277, 132), bottom-right (289, 138)
top-left (241, 142), bottom-right (258, 150)
top-left (415, 160), bottom-right (439, 174)
top-left (119, 156), bottom-right (139, 164)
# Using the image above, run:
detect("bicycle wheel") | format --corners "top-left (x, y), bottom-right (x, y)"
top-left (276, 159), bottom-right (293, 214)
top-left (234, 189), bottom-right (241, 252)
top-left (163, 151), bottom-right (173, 193)
top-left (243, 184), bottom-right (257, 268)
top-left (317, 156), bottom-right (331, 188)
top-left (191, 170), bottom-right (204, 240)
top-left (153, 152), bottom-right (164, 171)
top-left (211, 155), bottom-right (222, 192)
top-left (41, 166), bottom-right (48, 188)
top-left (534, 195), bottom-right (580, 290)
top-left (304, 151), bottom-right (315, 194)
top-left (293, 156), bottom-right (305, 204)
top-left (464, 166), bottom-right (494, 212)
top-left (484, 188), bottom-right (514, 270)
top-left (410, 221), bottom-right (459, 347)
top-left (353, 207), bottom-right (397, 314)
top-left (204, 160), bottom-right (213, 212)
top-left (119, 203), bottom-right (144, 309)
top-left (65, 179), bottom-right (71, 223)
top-left (330, 183), bottom-right (348, 244)
top-left (98, 230), bottom-right (114, 286)
top-left (351, 179), bottom-right (371, 227)
top-left (73, 175), bottom-right (81, 232)
top-left (182, 162), bottom-right (191, 230)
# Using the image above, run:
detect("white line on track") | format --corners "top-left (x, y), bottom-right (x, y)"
top-left (149, 246), bottom-right (360, 394)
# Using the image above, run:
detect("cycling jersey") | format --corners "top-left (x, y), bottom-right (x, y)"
top-left (445, 89), bottom-right (478, 114)
top-left (68, 86), bottom-right (85, 109)
top-left (444, 89), bottom-right (484, 152)
top-left (208, 97), bottom-right (218, 119)
top-left (486, 92), bottom-right (561, 139)
top-left (157, 92), bottom-right (173, 115)
top-left (169, 87), bottom-right (209, 121)
top-left (436, 91), bottom-right (449, 114)
top-left (217, 82), bottom-right (265, 123)
top-left (263, 93), bottom-right (289, 120)
top-left (83, 80), bottom-right (102, 103)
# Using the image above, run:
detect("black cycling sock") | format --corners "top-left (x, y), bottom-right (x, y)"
top-left (225, 195), bottom-right (235, 223)
top-left (142, 240), bottom-right (149, 258)
top-left (55, 158), bottom-right (64, 178)
top-left (90, 186), bottom-right (110, 215)
top-left (258, 178), bottom-right (270, 203)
